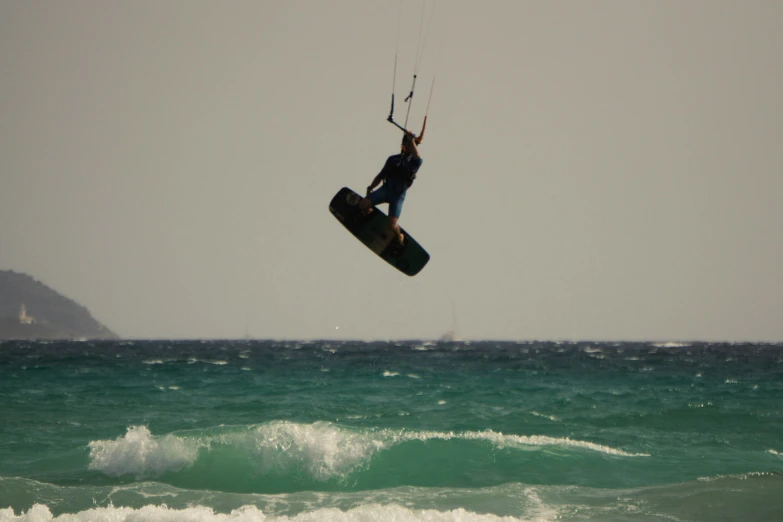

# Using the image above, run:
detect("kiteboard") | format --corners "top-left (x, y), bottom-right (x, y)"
top-left (329, 187), bottom-right (430, 276)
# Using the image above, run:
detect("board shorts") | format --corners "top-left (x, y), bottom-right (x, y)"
top-left (368, 180), bottom-right (407, 218)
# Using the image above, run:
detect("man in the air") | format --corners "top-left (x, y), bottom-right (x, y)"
top-left (359, 130), bottom-right (423, 245)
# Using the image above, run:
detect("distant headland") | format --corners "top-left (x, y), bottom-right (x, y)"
top-left (0, 270), bottom-right (118, 340)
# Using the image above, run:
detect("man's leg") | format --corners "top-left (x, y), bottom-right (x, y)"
top-left (387, 191), bottom-right (406, 244)
top-left (359, 197), bottom-right (372, 215)
top-left (388, 216), bottom-right (404, 244)
top-left (360, 185), bottom-right (386, 216)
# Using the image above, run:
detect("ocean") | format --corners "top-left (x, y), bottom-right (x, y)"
top-left (0, 340), bottom-right (781, 521)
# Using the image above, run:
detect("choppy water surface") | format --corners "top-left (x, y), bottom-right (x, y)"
top-left (1, 340), bottom-right (781, 521)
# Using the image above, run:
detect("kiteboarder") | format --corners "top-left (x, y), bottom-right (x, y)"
top-left (359, 130), bottom-right (423, 245)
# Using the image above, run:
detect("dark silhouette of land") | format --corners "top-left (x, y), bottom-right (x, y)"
top-left (0, 270), bottom-right (118, 340)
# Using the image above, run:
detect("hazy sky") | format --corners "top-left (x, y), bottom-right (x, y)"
top-left (1, 0), bottom-right (781, 341)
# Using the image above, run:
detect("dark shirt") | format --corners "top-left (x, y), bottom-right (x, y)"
top-left (380, 153), bottom-right (423, 192)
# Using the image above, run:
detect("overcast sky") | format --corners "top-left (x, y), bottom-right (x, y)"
top-left (1, 0), bottom-right (781, 341)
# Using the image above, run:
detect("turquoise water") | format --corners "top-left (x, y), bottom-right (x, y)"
top-left (1, 340), bottom-right (782, 521)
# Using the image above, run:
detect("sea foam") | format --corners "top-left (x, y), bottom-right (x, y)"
top-left (87, 422), bottom-right (647, 481)
top-left (0, 503), bottom-right (531, 522)
top-left (247, 421), bottom-right (649, 479)
top-left (88, 426), bottom-right (202, 478)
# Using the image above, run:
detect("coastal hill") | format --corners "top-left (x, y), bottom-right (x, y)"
top-left (0, 270), bottom-right (118, 340)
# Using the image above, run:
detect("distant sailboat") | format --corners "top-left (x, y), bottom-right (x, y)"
top-left (439, 300), bottom-right (458, 341)
top-left (439, 329), bottom-right (456, 341)
top-left (243, 310), bottom-right (252, 340)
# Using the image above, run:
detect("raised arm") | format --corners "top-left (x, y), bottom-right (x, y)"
top-left (403, 131), bottom-right (420, 159)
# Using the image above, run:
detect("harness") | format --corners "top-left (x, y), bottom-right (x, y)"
top-left (384, 154), bottom-right (419, 188)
